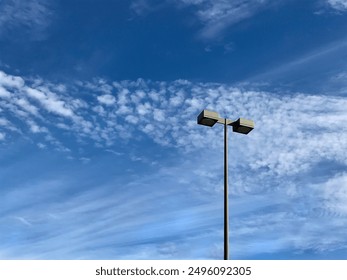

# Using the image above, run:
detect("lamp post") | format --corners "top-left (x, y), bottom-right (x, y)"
top-left (197, 110), bottom-right (254, 260)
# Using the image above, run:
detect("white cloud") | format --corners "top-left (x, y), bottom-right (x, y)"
top-left (26, 88), bottom-right (74, 118)
top-left (79, 157), bottom-right (91, 164)
top-left (129, 0), bottom-right (167, 18)
top-left (0, 116), bottom-right (20, 133)
top-left (153, 108), bottom-right (165, 121)
top-left (0, 71), bottom-right (25, 88)
top-left (142, 123), bottom-right (155, 133)
top-left (97, 94), bottom-right (116, 106)
top-left (37, 142), bottom-right (46, 149)
top-left (0, 118), bottom-right (10, 127)
top-left (137, 102), bottom-right (152, 115)
top-left (27, 120), bottom-right (47, 133)
top-left (316, 173), bottom-right (347, 215)
top-left (332, 71), bottom-right (347, 80)
top-left (175, 0), bottom-right (275, 39)
top-left (0, 87), bottom-right (11, 98)
top-left (327, 0), bottom-right (347, 10)
top-left (0, 0), bottom-right (52, 39)
top-left (15, 98), bottom-right (39, 116)
top-left (130, 0), bottom-right (152, 16)
top-left (125, 115), bottom-right (139, 124)
top-left (13, 216), bottom-right (32, 226)
top-left (0, 132), bottom-right (5, 140)
top-left (169, 91), bottom-right (184, 106)
top-left (117, 105), bottom-right (132, 115)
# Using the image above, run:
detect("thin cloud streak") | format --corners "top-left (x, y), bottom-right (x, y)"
top-left (327, 0), bottom-right (347, 11)
top-left (0, 0), bottom-right (53, 39)
top-left (129, 0), bottom-right (279, 39)
top-left (175, 0), bottom-right (278, 39)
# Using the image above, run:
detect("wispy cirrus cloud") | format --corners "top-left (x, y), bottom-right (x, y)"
top-left (327, 0), bottom-right (347, 11)
top-left (130, 0), bottom-right (171, 17)
top-left (0, 0), bottom-right (53, 39)
top-left (130, 0), bottom-right (154, 16)
top-left (246, 36), bottom-right (347, 93)
top-left (1, 152), bottom-right (347, 259)
top-left (175, 0), bottom-right (277, 39)
top-left (0, 163), bottom-right (223, 259)
top-left (129, 0), bottom-right (279, 39)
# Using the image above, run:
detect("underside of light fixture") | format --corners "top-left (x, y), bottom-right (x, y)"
top-left (197, 110), bottom-right (220, 127)
top-left (231, 118), bottom-right (254, 134)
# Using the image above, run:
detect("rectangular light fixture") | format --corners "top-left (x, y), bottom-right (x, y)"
top-left (197, 110), bottom-right (220, 127)
top-left (232, 118), bottom-right (254, 134)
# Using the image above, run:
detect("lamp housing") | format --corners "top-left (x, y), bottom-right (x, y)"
top-left (232, 118), bottom-right (254, 134)
top-left (197, 110), bottom-right (220, 127)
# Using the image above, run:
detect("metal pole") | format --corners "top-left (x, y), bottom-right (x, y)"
top-left (224, 118), bottom-right (229, 260)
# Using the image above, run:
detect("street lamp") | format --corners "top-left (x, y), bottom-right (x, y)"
top-left (197, 109), bottom-right (254, 260)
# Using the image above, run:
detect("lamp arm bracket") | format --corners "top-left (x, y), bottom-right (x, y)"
top-left (216, 118), bottom-right (234, 126)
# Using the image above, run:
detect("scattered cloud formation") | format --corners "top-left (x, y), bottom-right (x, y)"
top-left (1, 69), bottom-right (347, 259)
top-left (2, 69), bottom-right (347, 177)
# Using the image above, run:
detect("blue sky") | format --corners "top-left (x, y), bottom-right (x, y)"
top-left (1, 0), bottom-right (347, 260)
